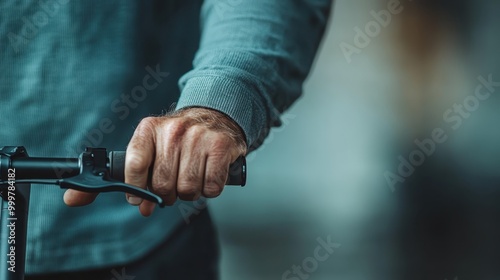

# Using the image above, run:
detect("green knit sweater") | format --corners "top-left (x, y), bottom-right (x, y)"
top-left (0, 0), bottom-right (330, 273)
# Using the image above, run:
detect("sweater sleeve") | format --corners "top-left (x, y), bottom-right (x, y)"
top-left (176, 0), bottom-right (332, 150)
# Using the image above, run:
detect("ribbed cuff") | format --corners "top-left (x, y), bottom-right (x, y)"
top-left (176, 75), bottom-right (267, 147)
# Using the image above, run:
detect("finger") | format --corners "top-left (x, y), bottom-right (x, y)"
top-left (149, 121), bottom-right (183, 206)
top-left (139, 200), bottom-right (156, 217)
top-left (63, 189), bottom-right (98, 206)
top-left (203, 138), bottom-right (232, 198)
top-left (125, 117), bottom-right (156, 206)
top-left (176, 126), bottom-right (206, 201)
top-left (125, 193), bottom-right (143, 206)
top-left (202, 132), bottom-right (241, 198)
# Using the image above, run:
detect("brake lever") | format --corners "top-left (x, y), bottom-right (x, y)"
top-left (58, 148), bottom-right (164, 207)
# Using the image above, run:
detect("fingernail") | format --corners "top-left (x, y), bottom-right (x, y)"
top-left (127, 196), bottom-right (143, 205)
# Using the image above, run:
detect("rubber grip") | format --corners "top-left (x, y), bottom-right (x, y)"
top-left (108, 151), bottom-right (246, 186)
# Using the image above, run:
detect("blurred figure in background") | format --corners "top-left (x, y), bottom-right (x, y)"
top-left (392, 0), bottom-right (500, 278)
top-left (395, 0), bottom-right (471, 138)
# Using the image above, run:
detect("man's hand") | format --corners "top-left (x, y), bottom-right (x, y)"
top-left (63, 107), bottom-right (247, 216)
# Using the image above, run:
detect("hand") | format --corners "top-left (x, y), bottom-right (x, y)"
top-left (64, 107), bottom-right (247, 216)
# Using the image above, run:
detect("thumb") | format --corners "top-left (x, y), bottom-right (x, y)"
top-left (63, 189), bottom-right (99, 206)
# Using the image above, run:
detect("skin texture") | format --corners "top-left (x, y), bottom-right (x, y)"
top-left (63, 107), bottom-right (247, 216)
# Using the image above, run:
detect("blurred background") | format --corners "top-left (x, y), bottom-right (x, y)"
top-left (210, 0), bottom-right (500, 279)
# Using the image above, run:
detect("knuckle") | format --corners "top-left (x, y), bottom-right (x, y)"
top-left (164, 120), bottom-right (187, 142)
top-left (184, 165), bottom-right (201, 183)
top-left (136, 117), bottom-right (156, 134)
top-left (208, 150), bottom-right (230, 165)
top-left (151, 185), bottom-right (173, 198)
top-left (210, 134), bottom-right (231, 150)
top-left (150, 180), bottom-right (176, 204)
top-left (152, 162), bottom-right (167, 179)
top-left (177, 184), bottom-right (200, 196)
top-left (151, 166), bottom-right (175, 192)
top-left (203, 169), bottom-right (226, 198)
top-left (177, 169), bottom-right (202, 199)
top-left (206, 170), bottom-right (227, 186)
top-left (203, 181), bottom-right (223, 198)
top-left (188, 124), bottom-right (206, 137)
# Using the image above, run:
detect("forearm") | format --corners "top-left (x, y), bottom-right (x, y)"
top-left (176, 0), bottom-right (332, 150)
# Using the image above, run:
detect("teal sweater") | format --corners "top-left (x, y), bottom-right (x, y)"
top-left (0, 0), bottom-right (330, 274)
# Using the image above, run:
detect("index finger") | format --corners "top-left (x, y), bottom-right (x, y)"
top-left (125, 118), bottom-right (156, 204)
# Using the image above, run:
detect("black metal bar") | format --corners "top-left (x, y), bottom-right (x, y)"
top-left (9, 153), bottom-right (246, 186)
top-left (11, 158), bottom-right (79, 180)
top-left (0, 147), bottom-right (30, 280)
top-left (0, 146), bottom-right (247, 280)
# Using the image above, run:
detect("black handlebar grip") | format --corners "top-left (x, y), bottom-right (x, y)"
top-left (108, 151), bottom-right (246, 186)
top-left (108, 151), bottom-right (126, 182)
